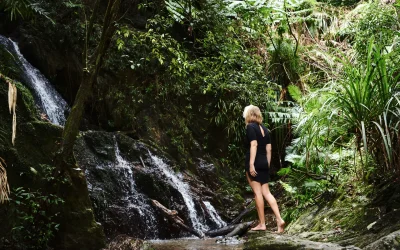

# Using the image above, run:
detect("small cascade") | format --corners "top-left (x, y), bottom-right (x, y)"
top-left (0, 35), bottom-right (69, 125)
top-left (112, 140), bottom-right (159, 237)
top-left (149, 152), bottom-right (226, 232)
top-left (203, 201), bottom-right (226, 228)
top-left (149, 152), bottom-right (209, 232)
top-left (77, 131), bottom-right (227, 239)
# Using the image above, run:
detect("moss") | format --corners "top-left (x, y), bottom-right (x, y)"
top-left (0, 44), bottom-right (23, 80)
top-left (15, 82), bottom-right (38, 120)
top-left (245, 232), bottom-right (311, 250)
top-left (0, 69), bottom-right (105, 249)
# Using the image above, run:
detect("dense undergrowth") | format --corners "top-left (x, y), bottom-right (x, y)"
top-left (1, 0), bottom-right (400, 246)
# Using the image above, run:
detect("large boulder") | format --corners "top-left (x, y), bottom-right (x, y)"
top-left (74, 131), bottom-right (227, 240)
top-left (245, 231), bottom-right (360, 250)
top-left (364, 229), bottom-right (400, 250)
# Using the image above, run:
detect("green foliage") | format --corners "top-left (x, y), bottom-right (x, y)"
top-left (101, 1), bottom-right (284, 172)
top-left (10, 187), bottom-right (63, 249)
top-left (1, 0), bottom-right (54, 22)
top-left (0, 47), bottom-right (20, 81)
top-left (9, 165), bottom-right (65, 249)
top-left (317, 0), bottom-right (360, 7)
top-left (282, 35), bottom-right (400, 220)
top-left (287, 85), bottom-right (302, 103)
top-left (352, 3), bottom-right (397, 59)
top-left (338, 40), bottom-right (400, 173)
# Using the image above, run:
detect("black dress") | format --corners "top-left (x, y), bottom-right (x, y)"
top-left (245, 122), bottom-right (271, 184)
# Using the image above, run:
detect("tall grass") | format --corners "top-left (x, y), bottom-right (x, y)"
top-left (338, 40), bottom-right (400, 176)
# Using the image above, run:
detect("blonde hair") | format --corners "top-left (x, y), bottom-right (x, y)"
top-left (243, 105), bottom-right (263, 125)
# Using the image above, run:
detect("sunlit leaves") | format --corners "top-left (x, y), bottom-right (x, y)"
top-left (1, 0), bottom-right (54, 23)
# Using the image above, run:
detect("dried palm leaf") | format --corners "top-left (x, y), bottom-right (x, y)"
top-left (8, 81), bottom-right (13, 114)
top-left (11, 84), bottom-right (17, 145)
top-left (0, 158), bottom-right (10, 203)
top-left (12, 83), bottom-right (17, 114)
top-left (1, 73), bottom-right (18, 145)
top-left (12, 112), bottom-right (16, 145)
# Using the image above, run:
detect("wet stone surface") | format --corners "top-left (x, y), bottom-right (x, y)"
top-left (244, 231), bottom-right (361, 250)
top-left (74, 131), bottom-right (227, 240)
top-left (146, 232), bottom-right (362, 250)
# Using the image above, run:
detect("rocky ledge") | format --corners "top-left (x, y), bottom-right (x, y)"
top-left (244, 231), bottom-right (360, 250)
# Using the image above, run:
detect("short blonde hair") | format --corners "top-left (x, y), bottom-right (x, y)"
top-left (243, 105), bottom-right (263, 125)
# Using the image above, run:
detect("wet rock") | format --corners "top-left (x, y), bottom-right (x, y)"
top-left (297, 230), bottom-right (344, 242)
top-left (74, 132), bottom-right (178, 240)
top-left (216, 236), bottom-right (244, 245)
top-left (364, 229), bottom-right (400, 250)
top-left (245, 232), bottom-right (361, 250)
top-left (194, 158), bottom-right (220, 190)
top-left (104, 234), bottom-right (153, 250)
top-left (74, 131), bottom-right (225, 240)
top-left (0, 60), bottom-right (105, 249)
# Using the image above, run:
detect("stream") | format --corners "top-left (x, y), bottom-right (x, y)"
top-left (149, 238), bottom-right (244, 250)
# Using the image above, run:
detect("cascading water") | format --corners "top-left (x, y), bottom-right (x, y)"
top-left (1, 33), bottom-right (228, 240)
top-left (203, 201), bottom-right (227, 229)
top-left (149, 152), bottom-right (225, 233)
top-left (0, 35), bottom-right (69, 125)
top-left (113, 140), bottom-right (159, 237)
top-left (83, 137), bottom-right (159, 239)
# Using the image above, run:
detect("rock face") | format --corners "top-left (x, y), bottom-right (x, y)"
top-left (104, 235), bottom-right (146, 250)
top-left (284, 180), bottom-right (400, 250)
top-left (74, 131), bottom-right (227, 240)
top-left (245, 232), bottom-right (361, 250)
top-left (0, 42), bottom-right (105, 250)
top-left (364, 229), bottom-right (400, 250)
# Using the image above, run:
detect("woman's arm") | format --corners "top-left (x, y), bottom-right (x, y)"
top-left (266, 143), bottom-right (271, 167)
top-left (250, 140), bottom-right (258, 176)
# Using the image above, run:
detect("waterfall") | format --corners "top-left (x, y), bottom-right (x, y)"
top-left (0, 35), bottom-right (69, 125)
top-left (203, 201), bottom-right (226, 228)
top-left (112, 140), bottom-right (159, 237)
top-left (149, 152), bottom-right (208, 232)
top-left (149, 152), bottom-right (225, 233)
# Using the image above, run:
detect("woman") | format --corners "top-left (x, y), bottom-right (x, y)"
top-left (243, 105), bottom-right (285, 232)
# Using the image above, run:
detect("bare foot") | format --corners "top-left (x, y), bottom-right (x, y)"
top-left (277, 219), bottom-right (285, 233)
top-left (250, 224), bottom-right (266, 231)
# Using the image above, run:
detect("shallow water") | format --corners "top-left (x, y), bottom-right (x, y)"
top-left (149, 238), bottom-right (244, 250)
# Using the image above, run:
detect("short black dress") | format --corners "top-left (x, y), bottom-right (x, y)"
top-left (245, 122), bottom-right (271, 184)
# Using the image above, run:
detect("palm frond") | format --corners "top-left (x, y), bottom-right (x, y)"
top-left (0, 158), bottom-right (10, 203)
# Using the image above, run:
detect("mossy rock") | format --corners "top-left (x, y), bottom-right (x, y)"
top-left (0, 67), bottom-right (105, 249)
top-left (244, 231), bottom-right (360, 250)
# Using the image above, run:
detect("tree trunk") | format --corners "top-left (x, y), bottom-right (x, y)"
top-left (53, 1), bottom-right (121, 249)
top-left (151, 200), bottom-right (204, 238)
top-left (225, 221), bottom-right (253, 237)
top-left (60, 0), bottom-right (120, 161)
top-left (205, 221), bottom-right (254, 237)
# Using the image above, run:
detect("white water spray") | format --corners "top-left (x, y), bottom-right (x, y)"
top-left (203, 201), bottom-right (226, 228)
top-left (0, 35), bottom-right (69, 125)
top-left (149, 153), bottom-right (225, 232)
top-left (114, 141), bottom-right (159, 236)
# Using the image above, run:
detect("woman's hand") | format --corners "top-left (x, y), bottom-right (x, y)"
top-left (249, 140), bottom-right (258, 177)
top-left (250, 164), bottom-right (257, 177)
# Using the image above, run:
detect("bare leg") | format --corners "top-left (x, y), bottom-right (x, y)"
top-left (261, 183), bottom-right (285, 233)
top-left (246, 172), bottom-right (266, 230)
top-left (246, 173), bottom-right (259, 219)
